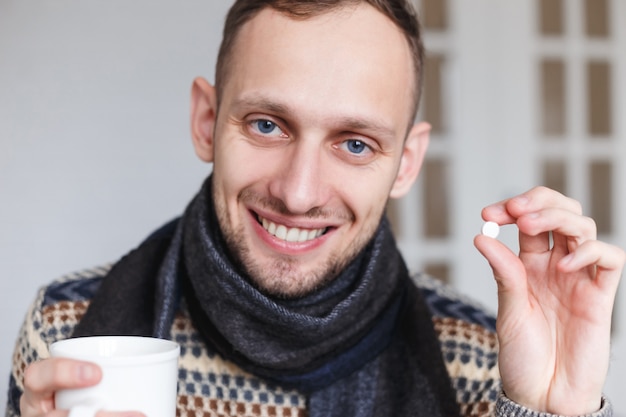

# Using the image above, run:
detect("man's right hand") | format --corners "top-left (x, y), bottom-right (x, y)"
top-left (20, 357), bottom-right (102, 417)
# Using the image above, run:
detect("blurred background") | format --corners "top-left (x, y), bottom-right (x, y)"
top-left (1, 0), bottom-right (624, 414)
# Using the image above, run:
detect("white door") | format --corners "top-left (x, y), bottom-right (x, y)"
top-left (388, 0), bottom-right (626, 413)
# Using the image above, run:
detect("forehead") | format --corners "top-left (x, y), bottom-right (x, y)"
top-left (221, 4), bottom-right (415, 134)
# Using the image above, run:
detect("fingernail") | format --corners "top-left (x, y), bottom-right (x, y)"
top-left (490, 204), bottom-right (506, 214)
top-left (78, 364), bottom-right (96, 381)
top-left (515, 195), bottom-right (529, 206)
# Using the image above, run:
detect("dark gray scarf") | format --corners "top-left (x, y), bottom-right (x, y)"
top-left (74, 178), bottom-right (460, 417)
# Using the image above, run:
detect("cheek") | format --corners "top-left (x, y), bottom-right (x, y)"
top-left (339, 181), bottom-right (390, 224)
top-left (213, 142), bottom-right (263, 191)
top-left (211, 158), bottom-right (245, 222)
top-left (216, 136), bottom-right (278, 180)
top-left (337, 165), bottom-right (397, 208)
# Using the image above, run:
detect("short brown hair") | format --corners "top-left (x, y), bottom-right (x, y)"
top-left (215, 0), bottom-right (425, 121)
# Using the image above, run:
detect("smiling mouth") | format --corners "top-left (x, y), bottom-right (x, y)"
top-left (257, 215), bottom-right (328, 243)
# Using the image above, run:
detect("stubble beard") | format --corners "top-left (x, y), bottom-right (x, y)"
top-left (214, 189), bottom-right (380, 299)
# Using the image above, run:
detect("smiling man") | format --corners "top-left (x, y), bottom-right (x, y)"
top-left (191, 4), bottom-right (428, 298)
top-left (9, 1), bottom-right (624, 417)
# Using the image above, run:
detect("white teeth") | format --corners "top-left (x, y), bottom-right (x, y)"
top-left (275, 225), bottom-right (287, 240)
top-left (285, 228), bottom-right (299, 242)
top-left (259, 216), bottom-right (326, 243)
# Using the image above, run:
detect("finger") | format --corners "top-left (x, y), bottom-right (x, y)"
top-left (474, 234), bottom-right (537, 336)
top-left (481, 202), bottom-right (517, 226)
top-left (19, 392), bottom-right (52, 417)
top-left (20, 393), bottom-right (69, 417)
top-left (22, 358), bottom-right (102, 414)
top-left (43, 409), bottom-right (145, 417)
top-left (517, 227), bottom-right (551, 255)
top-left (474, 234), bottom-right (527, 293)
top-left (505, 186), bottom-right (583, 218)
top-left (65, 409), bottom-right (145, 417)
top-left (24, 408), bottom-right (69, 417)
top-left (516, 209), bottom-right (597, 255)
top-left (482, 186), bottom-right (583, 224)
top-left (97, 412), bottom-right (145, 417)
top-left (559, 240), bottom-right (626, 286)
top-left (24, 358), bottom-right (101, 395)
top-left (21, 362), bottom-right (99, 417)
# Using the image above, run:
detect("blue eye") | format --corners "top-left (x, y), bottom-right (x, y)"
top-left (256, 120), bottom-right (278, 134)
top-left (246, 118), bottom-right (289, 142)
top-left (346, 139), bottom-right (367, 154)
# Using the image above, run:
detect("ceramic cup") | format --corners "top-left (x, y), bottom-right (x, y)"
top-left (50, 336), bottom-right (180, 417)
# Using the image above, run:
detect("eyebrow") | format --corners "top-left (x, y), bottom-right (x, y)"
top-left (231, 95), bottom-right (398, 141)
top-left (231, 95), bottom-right (290, 116)
top-left (336, 117), bottom-right (397, 141)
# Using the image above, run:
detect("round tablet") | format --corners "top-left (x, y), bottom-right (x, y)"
top-left (481, 221), bottom-right (500, 238)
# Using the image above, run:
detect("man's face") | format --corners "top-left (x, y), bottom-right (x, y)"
top-left (192, 4), bottom-right (428, 297)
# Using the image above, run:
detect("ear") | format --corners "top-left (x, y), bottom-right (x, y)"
top-left (190, 77), bottom-right (218, 163)
top-left (389, 122), bottom-right (430, 199)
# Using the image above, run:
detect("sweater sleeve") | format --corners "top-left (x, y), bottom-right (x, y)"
top-left (5, 286), bottom-right (53, 417)
top-left (4, 268), bottom-right (106, 417)
top-left (496, 392), bottom-right (612, 417)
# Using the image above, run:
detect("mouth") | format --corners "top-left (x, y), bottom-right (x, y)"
top-left (257, 214), bottom-right (328, 243)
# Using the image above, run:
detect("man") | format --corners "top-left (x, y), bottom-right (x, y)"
top-left (8, 0), bottom-right (624, 416)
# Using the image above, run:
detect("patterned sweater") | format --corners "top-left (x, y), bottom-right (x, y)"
top-left (4, 265), bottom-right (508, 417)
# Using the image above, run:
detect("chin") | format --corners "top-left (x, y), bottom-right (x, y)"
top-left (244, 258), bottom-right (340, 299)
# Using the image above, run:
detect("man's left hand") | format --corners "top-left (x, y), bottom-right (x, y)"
top-left (474, 186), bottom-right (625, 415)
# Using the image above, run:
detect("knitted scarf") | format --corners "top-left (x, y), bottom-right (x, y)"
top-left (74, 178), bottom-right (460, 417)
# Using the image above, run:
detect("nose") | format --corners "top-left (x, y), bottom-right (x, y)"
top-left (268, 139), bottom-right (329, 215)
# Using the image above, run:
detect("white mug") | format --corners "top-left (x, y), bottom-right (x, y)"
top-left (50, 336), bottom-right (180, 417)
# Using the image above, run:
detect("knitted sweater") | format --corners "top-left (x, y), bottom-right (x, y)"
top-left (4, 266), bottom-right (610, 417)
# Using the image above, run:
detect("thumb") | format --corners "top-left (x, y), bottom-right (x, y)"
top-left (473, 234), bottom-right (529, 319)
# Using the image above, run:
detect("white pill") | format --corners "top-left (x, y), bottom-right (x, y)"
top-left (481, 221), bottom-right (500, 238)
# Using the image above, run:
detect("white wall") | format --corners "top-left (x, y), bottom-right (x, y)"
top-left (0, 0), bottom-right (230, 408)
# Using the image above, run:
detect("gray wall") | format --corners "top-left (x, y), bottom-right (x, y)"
top-left (0, 0), bottom-right (230, 407)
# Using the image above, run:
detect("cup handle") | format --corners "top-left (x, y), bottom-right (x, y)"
top-left (67, 404), bottom-right (101, 417)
